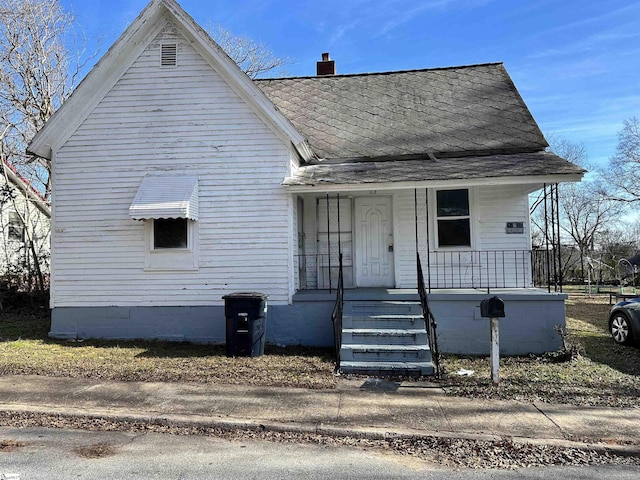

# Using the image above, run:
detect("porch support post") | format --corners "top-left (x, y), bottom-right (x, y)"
top-left (554, 183), bottom-right (562, 292)
top-left (425, 188), bottom-right (431, 293)
top-left (414, 188), bottom-right (419, 264)
top-left (326, 193), bottom-right (331, 292)
top-left (550, 184), bottom-right (558, 292)
top-left (543, 183), bottom-right (551, 293)
top-left (337, 192), bottom-right (341, 255)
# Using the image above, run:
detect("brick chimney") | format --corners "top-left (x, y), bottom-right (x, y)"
top-left (316, 52), bottom-right (336, 76)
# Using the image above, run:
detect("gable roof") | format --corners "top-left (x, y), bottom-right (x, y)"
top-left (1, 160), bottom-right (51, 217)
top-left (257, 63), bottom-right (548, 162)
top-left (27, 0), bottom-right (313, 162)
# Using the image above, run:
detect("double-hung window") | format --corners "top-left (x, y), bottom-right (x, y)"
top-left (436, 189), bottom-right (471, 248)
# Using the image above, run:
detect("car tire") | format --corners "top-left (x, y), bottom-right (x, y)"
top-left (610, 312), bottom-right (634, 345)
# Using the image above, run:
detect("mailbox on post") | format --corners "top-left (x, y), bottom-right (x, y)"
top-left (479, 296), bottom-right (505, 386)
top-left (480, 296), bottom-right (505, 319)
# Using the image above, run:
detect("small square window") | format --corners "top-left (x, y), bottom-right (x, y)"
top-left (154, 218), bottom-right (187, 249)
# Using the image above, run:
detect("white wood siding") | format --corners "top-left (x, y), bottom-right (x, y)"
top-left (51, 22), bottom-right (293, 307)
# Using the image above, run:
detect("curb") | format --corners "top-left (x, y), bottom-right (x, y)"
top-left (1, 403), bottom-right (639, 458)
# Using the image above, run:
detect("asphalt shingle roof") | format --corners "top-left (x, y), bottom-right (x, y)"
top-left (282, 152), bottom-right (585, 187)
top-left (257, 63), bottom-right (549, 161)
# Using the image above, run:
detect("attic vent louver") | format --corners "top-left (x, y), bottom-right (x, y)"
top-left (161, 43), bottom-right (177, 66)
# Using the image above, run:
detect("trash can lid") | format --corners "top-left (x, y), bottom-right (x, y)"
top-left (222, 292), bottom-right (269, 299)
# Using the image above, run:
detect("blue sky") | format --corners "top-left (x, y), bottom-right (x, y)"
top-left (64, 0), bottom-right (639, 168)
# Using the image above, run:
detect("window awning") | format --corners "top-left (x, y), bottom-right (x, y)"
top-left (129, 175), bottom-right (199, 220)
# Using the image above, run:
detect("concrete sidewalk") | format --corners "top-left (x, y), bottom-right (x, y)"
top-left (0, 375), bottom-right (638, 454)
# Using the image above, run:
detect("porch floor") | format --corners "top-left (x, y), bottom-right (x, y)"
top-left (293, 287), bottom-right (564, 302)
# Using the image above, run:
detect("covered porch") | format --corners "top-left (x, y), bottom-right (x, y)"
top-left (292, 184), bottom-right (560, 293)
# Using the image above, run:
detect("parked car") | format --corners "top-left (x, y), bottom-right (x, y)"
top-left (609, 297), bottom-right (640, 345)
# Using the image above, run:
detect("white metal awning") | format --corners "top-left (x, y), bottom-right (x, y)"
top-left (129, 175), bottom-right (199, 220)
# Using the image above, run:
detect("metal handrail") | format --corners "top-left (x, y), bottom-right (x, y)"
top-left (331, 253), bottom-right (344, 371)
top-left (418, 252), bottom-right (440, 379)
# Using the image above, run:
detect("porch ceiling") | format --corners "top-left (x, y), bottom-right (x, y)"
top-left (283, 151), bottom-right (585, 191)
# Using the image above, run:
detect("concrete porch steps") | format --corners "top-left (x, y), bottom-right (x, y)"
top-left (339, 300), bottom-right (434, 376)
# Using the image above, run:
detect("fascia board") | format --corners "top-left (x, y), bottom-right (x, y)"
top-left (282, 173), bottom-right (585, 194)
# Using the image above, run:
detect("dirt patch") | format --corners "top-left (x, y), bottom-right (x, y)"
top-left (73, 442), bottom-right (117, 459)
top-left (0, 439), bottom-right (27, 452)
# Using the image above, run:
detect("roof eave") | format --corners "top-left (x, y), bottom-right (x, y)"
top-left (282, 173), bottom-right (585, 194)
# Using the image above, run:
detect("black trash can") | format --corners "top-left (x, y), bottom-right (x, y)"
top-left (223, 292), bottom-right (268, 357)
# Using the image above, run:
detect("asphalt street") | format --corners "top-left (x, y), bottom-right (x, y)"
top-left (0, 426), bottom-right (639, 480)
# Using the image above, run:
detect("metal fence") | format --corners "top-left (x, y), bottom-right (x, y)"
top-left (297, 249), bottom-right (533, 291)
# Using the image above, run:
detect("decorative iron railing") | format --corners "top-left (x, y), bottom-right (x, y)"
top-left (297, 250), bottom-right (532, 291)
top-left (296, 254), bottom-right (354, 292)
top-left (330, 253), bottom-right (344, 371)
top-left (417, 252), bottom-right (440, 378)
top-left (426, 249), bottom-right (532, 292)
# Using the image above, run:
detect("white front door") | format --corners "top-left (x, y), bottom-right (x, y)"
top-left (355, 196), bottom-right (394, 287)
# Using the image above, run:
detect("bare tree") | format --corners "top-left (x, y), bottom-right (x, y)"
top-left (208, 24), bottom-right (290, 79)
top-left (530, 136), bottom-right (622, 282)
top-left (530, 136), bottom-right (588, 246)
top-left (0, 0), bottom-right (87, 198)
top-left (605, 117), bottom-right (640, 205)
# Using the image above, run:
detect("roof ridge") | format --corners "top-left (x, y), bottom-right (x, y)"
top-left (256, 61), bottom-right (505, 81)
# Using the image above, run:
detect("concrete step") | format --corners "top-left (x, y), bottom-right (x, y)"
top-left (343, 314), bottom-right (425, 329)
top-left (340, 344), bottom-right (431, 362)
top-left (340, 360), bottom-right (434, 376)
top-left (342, 328), bottom-right (428, 345)
top-left (343, 301), bottom-right (422, 316)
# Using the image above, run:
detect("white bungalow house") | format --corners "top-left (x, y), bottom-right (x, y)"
top-left (0, 160), bottom-right (50, 288)
top-left (27, 0), bottom-right (584, 374)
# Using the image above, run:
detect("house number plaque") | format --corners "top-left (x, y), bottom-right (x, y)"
top-left (505, 222), bottom-right (524, 234)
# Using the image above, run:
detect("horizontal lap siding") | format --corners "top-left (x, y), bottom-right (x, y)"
top-left (394, 187), bottom-right (531, 288)
top-left (52, 22), bottom-right (292, 307)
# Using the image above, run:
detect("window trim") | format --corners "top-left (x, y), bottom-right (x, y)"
top-left (432, 187), bottom-right (474, 250)
top-left (144, 218), bottom-right (198, 271)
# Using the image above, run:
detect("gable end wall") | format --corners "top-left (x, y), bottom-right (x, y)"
top-left (51, 22), bottom-right (293, 307)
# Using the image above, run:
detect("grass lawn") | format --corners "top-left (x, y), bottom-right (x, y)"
top-left (441, 294), bottom-right (640, 407)
top-left (0, 294), bottom-right (638, 406)
top-left (0, 306), bottom-right (336, 389)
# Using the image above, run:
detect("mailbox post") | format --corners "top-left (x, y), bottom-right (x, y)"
top-left (479, 296), bottom-right (505, 386)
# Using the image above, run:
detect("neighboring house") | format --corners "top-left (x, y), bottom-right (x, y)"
top-left (0, 160), bottom-right (51, 286)
top-left (27, 0), bottom-right (584, 374)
